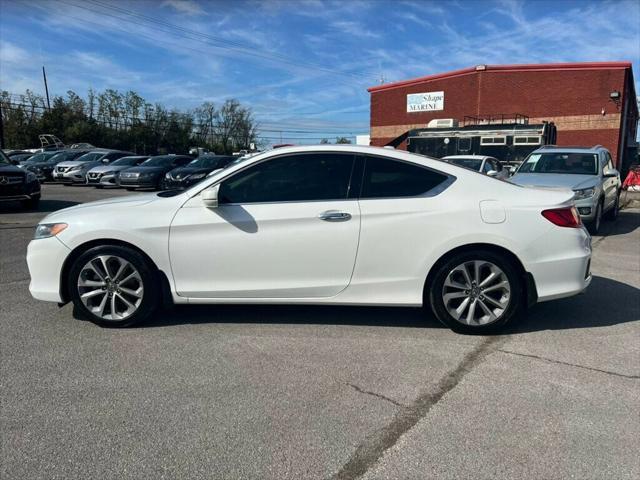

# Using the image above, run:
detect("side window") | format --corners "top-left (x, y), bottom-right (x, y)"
top-left (218, 153), bottom-right (354, 204)
top-left (360, 155), bottom-right (449, 199)
top-left (482, 161), bottom-right (493, 173)
top-left (604, 152), bottom-right (614, 171)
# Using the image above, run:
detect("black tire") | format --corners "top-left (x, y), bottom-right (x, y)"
top-left (427, 249), bottom-right (523, 334)
top-left (604, 190), bottom-right (620, 221)
top-left (586, 199), bottom-right (603, 234)
top-left (68, 245), bottom-right (159, 327)
top-left (20, 196), bottom-right (40, 210)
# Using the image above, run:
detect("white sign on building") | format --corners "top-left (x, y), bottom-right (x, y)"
top-left (407, 91), bottom-right (445, 112)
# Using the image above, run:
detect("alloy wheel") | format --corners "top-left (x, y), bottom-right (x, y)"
top-left (442, 260), bottom-right (511, 325)
top-left (77, 255), bottom-right (144, 321)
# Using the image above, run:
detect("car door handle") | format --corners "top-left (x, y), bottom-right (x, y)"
top-left (318, 210), bottom-right (352, 222)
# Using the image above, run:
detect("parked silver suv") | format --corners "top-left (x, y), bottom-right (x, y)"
top-left (511, 145), bottom-right (621, 234)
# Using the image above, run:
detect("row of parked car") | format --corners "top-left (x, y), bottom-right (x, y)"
top-left (7, 148), bottom-right (238, 191)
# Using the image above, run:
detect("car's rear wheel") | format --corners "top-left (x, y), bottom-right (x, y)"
top-left (69, 245), bottom-right (159, 327)
top-left (586, 200), bottom-right (603, 234)
top-left (428, 250), bottom-right (523, 333)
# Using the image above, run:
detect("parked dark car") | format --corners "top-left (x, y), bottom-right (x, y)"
top-left (119, 155), bottom-right (194, 190)
top-left (86, 155), bottom-right (149, 187)
top-left (161, 154), bottom-right (236, 190)
top-left (8, 152), bottom-right (35, 163)
top-left (22, 150), bottom-right (89, 182)
top-left (0, 150), bottom-right (41, 209)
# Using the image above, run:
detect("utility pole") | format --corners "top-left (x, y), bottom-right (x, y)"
top-left (42, 66), bottom-right (51, 110)
top-left (0, 101), bottom-right (5, 149)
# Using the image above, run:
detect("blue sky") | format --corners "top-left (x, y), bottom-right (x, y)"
top-left (1, 0), bottom-right (639, 144)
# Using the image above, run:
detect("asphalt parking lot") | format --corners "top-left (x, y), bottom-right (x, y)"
top-left (1, 184), bottom-right (639, 480)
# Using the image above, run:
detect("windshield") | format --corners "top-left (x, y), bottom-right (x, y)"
top-left (49, 151), bottom-right (84, 163)
top-left (447, 158), bottom-right (483, 171)
top-left (112, 156), bottom-right (147, 166)
top-left (141, 156), bottom-right (174, 167)
top-left (24, 152), bottom-right (56, 163)
top-left (518, 153), bottom-right (598, 175)
top-left (73, 152), bottom-right (107, 163)
top-left (188, 156), bottom-right (232, 169)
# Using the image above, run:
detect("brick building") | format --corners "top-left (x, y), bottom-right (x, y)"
top-left (368, 62), bottom-right (638, 170)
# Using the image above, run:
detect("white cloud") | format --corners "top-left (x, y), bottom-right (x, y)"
top-left (161, 0), bottom-right (206, 16)
top-left (331, 20), bottom-right (380, 39)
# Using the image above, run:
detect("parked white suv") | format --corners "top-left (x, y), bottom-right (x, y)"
top-left (27, 145), bottom-right (592, 333)
top-left (511, 145), bottom-right (621, 234)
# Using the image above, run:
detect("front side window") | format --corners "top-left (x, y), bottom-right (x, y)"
top-left (360, 156), bottom-right (449, 199)
top-left (518, 153), bottom-right (598, 175)
top-left (218, 153), bottom-right (355, 204)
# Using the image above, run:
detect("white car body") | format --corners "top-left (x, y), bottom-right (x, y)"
top-left (27, 145), bottom-right (591, 323)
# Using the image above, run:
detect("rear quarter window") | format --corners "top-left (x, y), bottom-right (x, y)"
top-left (360, 155), bottom-right (450, 199)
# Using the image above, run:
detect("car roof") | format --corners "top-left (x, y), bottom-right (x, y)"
top-left (442, 155), bottom-right (493, 161)
top-left (534, 145), bottom-right (607, 154)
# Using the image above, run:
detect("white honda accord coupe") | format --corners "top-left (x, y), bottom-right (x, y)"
top-left (27, 145), bottom-right (592, 333)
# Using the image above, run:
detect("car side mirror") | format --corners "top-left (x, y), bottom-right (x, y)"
top-left (201, 184), bottom-right (220, 208)
top-left (10, 159), bottom-right (20, 166)
top-left (102, 158), bottom-right (109, 164)
top-left (487, 170), bottom-right (498, 177)
top-left (603, 168), bottom-right (618, 178)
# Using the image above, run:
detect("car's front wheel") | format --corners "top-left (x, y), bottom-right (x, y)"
top-left (428, 250), bottom-right (523, 333)
top-left (586, 199), bottom-right (603, 234)
top-left (69, 245), bottom-right (159, 327)
top-left (604, 190), bottom-right (620, 221)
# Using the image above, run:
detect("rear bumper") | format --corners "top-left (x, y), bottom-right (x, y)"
top-left (27, 236), bottom-right (70, 303)
top-left (527, 227), bottom-right (592, 302)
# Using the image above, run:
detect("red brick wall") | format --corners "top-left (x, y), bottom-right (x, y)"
top-left (370, 66), bottom-right (629, 163)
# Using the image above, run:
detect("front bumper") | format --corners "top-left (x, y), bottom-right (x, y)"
top-left (53, 170), bottom-right (86, 183)
top-left (86, 172), bottom-right (119, 186)
top-left (27, 236), bottom-right (71, 302)
top-left (119, 177), bottom-right (158, 188)
top-left (574, 197), bottom-right (598, 222)
top-left (0, 181), bottom-right (41, 202)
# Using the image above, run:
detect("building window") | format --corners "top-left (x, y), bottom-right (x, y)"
top-left (480, 136), bottom-right (506, 145)
top-left (458, 137), bottom-right (471, 151)
top-left (513, 136), bottom-right (542, 145)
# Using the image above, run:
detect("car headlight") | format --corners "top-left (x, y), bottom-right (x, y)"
top-left (26, 172), bottom-right (38, 182)
top-left (188, 173), bottom-right (206, 181)
top-left (165, 172), bottom-right (172, 179)
top-left (34, 223), bottom-right (68, 239)
top-left (573, 187), bottom-right (596, 200)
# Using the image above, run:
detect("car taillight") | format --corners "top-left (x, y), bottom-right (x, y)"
top-left (541, 206), bottom-right (582, 228)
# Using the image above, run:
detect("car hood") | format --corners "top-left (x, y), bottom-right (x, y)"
top-left (88, 164), bottom-right (133, 173)
top-left (57, 160), bottom-right (93, 168)
top-left (0, 164), bottom-right (23, 174)
top-left (168, 167), bottom-right (211, 178)
top-left (510, 173), bottom-right (598, 190)
top-left (43, 194), bottom-right (159, 221)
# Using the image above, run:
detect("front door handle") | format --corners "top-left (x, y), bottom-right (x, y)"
top-left (318, 210), bottom-right (352, 222)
